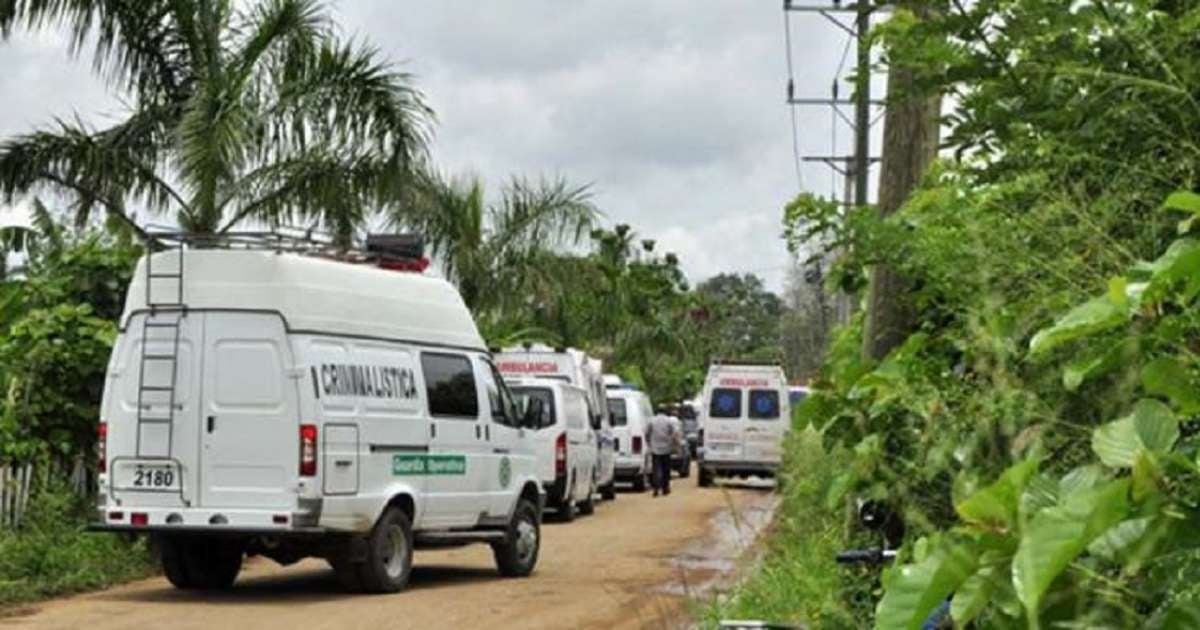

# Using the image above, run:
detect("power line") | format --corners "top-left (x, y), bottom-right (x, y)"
top-left (783, 10), bottom-right (804, 192)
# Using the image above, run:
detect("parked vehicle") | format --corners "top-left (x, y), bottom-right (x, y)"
top-left (696, 362), bottom-right (791, 487)
top-left (676, 401), bottom-right (700, 459)
top-left (507, 378), bottom-right (599, 521)
top-left (93, 233), bottom-right (544, 594)
top-left (606, 387), bottom-right (654, 491)
top-left (496, 345), bottom-right (616, 500)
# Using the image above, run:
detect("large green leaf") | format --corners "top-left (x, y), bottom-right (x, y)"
top-left (875, 540), bottom-right (978, 630)
top-left (1143, 238), bottom-right (1200, 303)
top-left (1012, 479), bottom-right (1131, 617)
top-left (1092, 400), bottom-right (1178, 468)
top-left (1029, 295), bottom-right (1132, 358)
top-left (1062, 338), bottom-right (1132, 392)
top-left (1162, 190), bottom-right (1200, 215)
top-left (956, 459), bottom-right (1039, 531)
top-left (1142, 357), bottom-right (1200, 414)
top-left (950, 565), bottom-right (1005, 626)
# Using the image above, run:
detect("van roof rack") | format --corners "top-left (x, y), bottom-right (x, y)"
top-left (143, 227), bottom-right (426, 266)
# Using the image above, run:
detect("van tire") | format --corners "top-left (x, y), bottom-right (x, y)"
top-left (357, 507), bottom-right (414, 593)
top-left (159, 536), bottom-right (197, 589)
top-left (493, 497), bottom-right (540, 577)
top-left (557, 473), bottom-right (577, 522)
top-left (579, 478), bottom-right (596, 515)
top-left (631, 473), bottom-right (646, 493)
top-left (698, 466), bottom-right (714, 487)
top-left (159, 536), bottom-right (242, 590)
top-left (600, 480), bottom-right (617, 501)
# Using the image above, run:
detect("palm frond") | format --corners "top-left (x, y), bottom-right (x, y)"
top-left (0, 115), bottom-right (183, 235)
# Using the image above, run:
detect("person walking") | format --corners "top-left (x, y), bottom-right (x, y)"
top-left (645, 412), bottom-right (680, 497)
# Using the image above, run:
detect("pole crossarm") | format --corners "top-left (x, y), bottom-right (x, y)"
top-left (788, 97), bottom-right (885, 106)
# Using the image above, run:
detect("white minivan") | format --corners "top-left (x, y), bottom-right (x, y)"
top-left (93, 235), bottom-right (545, 594)
top-left (507, 378), bottom-right (598, 521)
top-left (696, 363), bottom-right (791, 487)
top-left (496, 345), bottom-right (616, 500)
top-left (606, 387), bottom-right (654, 492)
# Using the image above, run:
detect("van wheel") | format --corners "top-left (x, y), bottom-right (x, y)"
top-left (557, 474), bottom-right (577, 522)
top-left (631, 473), bottom-right (647, 493)
top-left (600, 480), bottom-right (617, 501)
top-left (159, 536), bottom-right (242, 590)
top-left (579, 479), bottom-right (596, 515)
top-left (698, 466), bottom-right (714, 487)
top-left (493, 497), bottom-right (540, 577)
top-left (158, 535), bottom-right (197, 589)
top-left (678, 456), bottom-right (691, 478)
top-left (358, 506), bottom-right (414, 593)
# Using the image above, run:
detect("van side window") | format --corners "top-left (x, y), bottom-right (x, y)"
top-left (748, 389), bottom-right (781, 420)
top-left (482, 359), bottom-right (520, 427)
top-left (565, 390), bottom-right (585, 430)
top-left (607, 398), bottom-right (628, 427)
top-left (421, 353), bottom-right (479, 419)
top-left (709, 388), bottom-right (742, 418)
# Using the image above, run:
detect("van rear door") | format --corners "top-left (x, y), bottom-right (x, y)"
top-left (703, 384), bottom-right (745, 462)
top-left (108, 312), bottom-right (203, 507)
top-left (744, 386), bottom-right (787, 464)
top-left (199, 313), bottom-right (300, 510)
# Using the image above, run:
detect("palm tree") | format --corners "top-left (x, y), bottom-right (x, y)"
top-left (0, 0), bottom-right (432, 243)
top-left (398, 171), bottom-right (599, 311)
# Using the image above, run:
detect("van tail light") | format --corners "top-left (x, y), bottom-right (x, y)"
top-left (97, 422), bottom-right (108, 474)
top-left (632, 436), bottom-right (643, 455)
top-left (300, 424), bottom-right (318, 476)
top-left (555, 432), bottom-right (567, 477)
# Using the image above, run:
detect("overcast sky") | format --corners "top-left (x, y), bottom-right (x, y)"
top-left (0, 1), bottom-right (883, 292)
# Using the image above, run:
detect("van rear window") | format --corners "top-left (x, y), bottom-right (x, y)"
top-left (709, 388), bottom-right (742, 418)
top-left (511, 386), bottom-right (555, 429)
top-left (607, 398), bottom-right (629, 427)
top-left (749, 390), bottom-right (780, 420)
top-left (421, 353), bottom-right (479, 419)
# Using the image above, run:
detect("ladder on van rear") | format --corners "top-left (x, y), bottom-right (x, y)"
top-left (134, 245), bottom-right (186, 458)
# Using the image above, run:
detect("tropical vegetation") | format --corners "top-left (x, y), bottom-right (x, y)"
top-left (714, 0), bottom-right (1200, 628)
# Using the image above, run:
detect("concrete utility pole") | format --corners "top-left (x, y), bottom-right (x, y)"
top-left (861, 0), bottom-right (943, 361)
top-left (785, 0), bottom-right (882, 208)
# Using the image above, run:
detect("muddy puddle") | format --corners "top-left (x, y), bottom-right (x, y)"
top-left (662, 479), bottom-right (779, 600)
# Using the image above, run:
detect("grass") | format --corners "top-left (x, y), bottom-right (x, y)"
top-left (700, 428), bottom-right (874, 629)
top-left (0, 488), bottom-right (156, 607)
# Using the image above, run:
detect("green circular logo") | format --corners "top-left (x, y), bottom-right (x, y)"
top-left (499, 456), bottom-right (512, 488)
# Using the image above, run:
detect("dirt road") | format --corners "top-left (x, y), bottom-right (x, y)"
top-left (2, 478), bottom-right (775, 630)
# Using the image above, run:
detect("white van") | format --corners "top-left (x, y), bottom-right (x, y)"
top-left (506, 378), bottom-right (598, 521)
top-left (496, 346), bottom-right (616, 500)
top-left (93, 237), bottom-right (544, 594)
top-left (606, 387), bottom-right (654, 492)
top-left (696, 363), bottom-right (791, 487)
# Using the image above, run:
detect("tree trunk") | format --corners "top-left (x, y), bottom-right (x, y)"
top-left (862, 2), bottom-right (942, 362)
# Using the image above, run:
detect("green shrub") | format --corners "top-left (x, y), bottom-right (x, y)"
top-left (0, 487), bottom-right (154, 606)
top-left (703, 429), bottom-right (870, 628)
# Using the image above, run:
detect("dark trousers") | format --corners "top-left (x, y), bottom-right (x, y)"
top-left (652, 453), bottom-right (672, 494)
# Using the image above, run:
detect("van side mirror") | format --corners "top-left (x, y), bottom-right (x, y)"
top-left (522, 397), bottom-right (545, 429)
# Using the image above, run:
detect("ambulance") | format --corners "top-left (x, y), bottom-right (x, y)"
top-left (92, 233), bottom-right (544, 593)
top-left (696, 362), bottom-right (791, 487)
top-left (495, 345), bottom-right (616, 500)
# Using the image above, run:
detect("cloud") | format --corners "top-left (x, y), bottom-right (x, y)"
top-left (0, 1), bottom-right (866, 292)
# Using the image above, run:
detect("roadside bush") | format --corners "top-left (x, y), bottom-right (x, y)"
top-left (704, 429), bottom-right (867, 628)
top-left (0, 485), bottom-right (153, 606)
